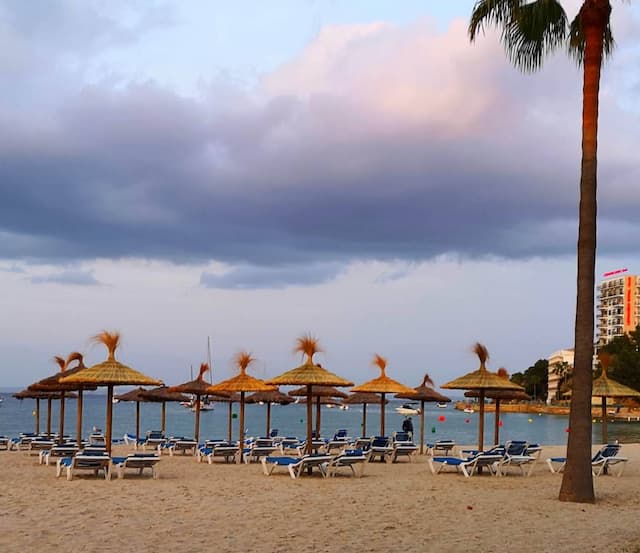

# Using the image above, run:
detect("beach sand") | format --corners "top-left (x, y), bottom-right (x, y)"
top-left (1, 444), bottom-right (640, 553)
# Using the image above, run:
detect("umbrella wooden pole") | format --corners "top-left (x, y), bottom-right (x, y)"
top-left (76, 390), bottom-right (83, 447)
top-left (362, 404), bottom-right (367, 437)
top-left (135, 401), bottom-right (140, 447)
top-left (194, 393), bottom-right (201, 443)
top-left (58, 392), bottom-right (66, 445)
top-left (315, 396), bottom-right (321, 437)
top-left (478, 390), bottom-right (485, 452)
top-left (380, 392), bottom-right (386, 436)
top-left (161, 402), bottom-right (166, 433)
top-left (228, 402), bottom-right (233, 442)
top-left (306, 384), bottom-right (313, 456)
top-left (46, 398), bottom-right (52, 437)
top-left (266, 402), bottom-right (271, 437)
top-left (237, 392), bottom-right (245, 465)
top-left (35, 398), bottom-right (40, 434)
top-left (106, 385), bottom-right (114, 455)
top-left (420, 400), bottom-right (425, 454)
top-left (602, 396), bottom-right (608, 445)
top-left (494, 399), bottom-right (501, 446)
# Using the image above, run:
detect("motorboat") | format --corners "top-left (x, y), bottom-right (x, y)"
top-left (463, 405), bottom-right (475, 414)
top-left (436, 402), bottom-right (448, 409)
top-left (395, 402), bottom-right (421, 416)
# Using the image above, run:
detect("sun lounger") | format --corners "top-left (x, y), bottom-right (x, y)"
top-left (167, 438), bottom-right (198, 456)
top-left (198, 442), bottom-right (239, 463)
top-left (39, 444), bottom-right (80, 465)
top-left (295, 439), bottom-right (328, 456)
top-left (391, 432), bottom-right (418, 463)
top-left (546, 443), bottom-right (628, 476)
top-left (287, 454), bottom-right (333, 479)
top-left (0, 436), bottom-right (9, 450)
top-left (428, 450), bottom-right (504, 477)
top-left (28, 439), bottom-right (56, 455)
top-left (56, 454), bottom-right (112, 481)
top-left (261, 456), bottom-right (302, 476)
top-left (353, 437), bottom-right (373, 452)
top-left (325, 449), bottom-right (368, 477)
top-left (367, 436), bottom-right (393, 463)
top-left (495, 441), bottom-right (538, 476)
top-left (143, 430), bottom-right (167, 451)
top-left (243, 438), bottom-right (279, 464)
top-left (426, 440), bottom-right (456, 456)
top-left (112, 453), bottom-right (161, 479)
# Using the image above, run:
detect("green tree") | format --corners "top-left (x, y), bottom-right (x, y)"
top-left (601, 326), bottom-right (640, 391)
top-left (551, 361), bottom-right (573, 400)
top-left (524, 359), bottom-right (549, 400)
top-left (469, 0), bottom-right (614, 503)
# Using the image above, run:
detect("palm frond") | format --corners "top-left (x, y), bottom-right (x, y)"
top-left (473, 343), bottom-right (489, 365)
top-left (568, 11), bottom-right (614, 66)
top-left (469, 0), bottom-right (519, 41)
top-left (372, 354), bottom-right (387, 372)
top-left (53, 355), bottom-right (67, 372)
top-left (197, 363), bottom-right (210, 380)
top-left (293, 334), bottom-right (322, 362)
top-left (235, 351), bottom-right (255, 372)
top-left (92, 330), bottom-right (121, 359)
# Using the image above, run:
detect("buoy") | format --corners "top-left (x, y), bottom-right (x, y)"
top-left (438, 415), bottom-right (446, 422)
top-left (32, 411), bottom-right (36, 417)
top-left (464, 418), bottom-right (470, 424)
top-left (527, 418), bottom-right (532, 423)
top-left (565, 427), bottom-right (570, 433)
top-left (498, 420), bottom-right (503, 427)
top-left (232, 413), bottom-right (238, 419)
top-left (431, 426), bottom-right (436, 433)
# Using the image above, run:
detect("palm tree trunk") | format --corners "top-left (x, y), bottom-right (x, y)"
top-left (559, 0), bottom-right (611, 504)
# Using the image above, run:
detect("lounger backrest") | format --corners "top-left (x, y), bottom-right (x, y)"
top-left (371, 436), bottom-right (390, 447)
top-left (593, 443), bottom-right (621, 462)
top-left (394, 432), bottom-right (411, 442)
top-left (505, 441), bottom-right (528, 456)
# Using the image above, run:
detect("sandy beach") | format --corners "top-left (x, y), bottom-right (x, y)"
top-left (2, 444), bottom-right (640, 553)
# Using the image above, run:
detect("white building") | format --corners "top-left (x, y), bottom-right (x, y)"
top-left (547, 349), bottom-right (574, 405)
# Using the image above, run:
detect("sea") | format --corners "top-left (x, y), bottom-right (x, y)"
top-left (2, 392), bottom-right (640, 446)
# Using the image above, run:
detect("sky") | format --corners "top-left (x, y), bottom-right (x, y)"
top-left (1, 0), bottom-right (640, 389)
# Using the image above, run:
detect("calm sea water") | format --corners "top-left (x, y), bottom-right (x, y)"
top-left (2, 392), bottom-right (640, 446)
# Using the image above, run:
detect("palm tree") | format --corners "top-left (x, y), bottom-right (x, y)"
top-left (469, 0), bottom-right (614, 503)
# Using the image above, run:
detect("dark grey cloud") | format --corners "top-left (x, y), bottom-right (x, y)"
top-left (30, 269), bottom-right (100, 286)
top-left (200, 262), bottom-right (345, 289)
top-left (1, 16), bottom-right (639, 282)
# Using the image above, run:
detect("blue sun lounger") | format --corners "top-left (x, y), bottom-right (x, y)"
top-left (546, 443), bottom-right (628, 476)
top-left (429, 448), bottom-right (505, 477)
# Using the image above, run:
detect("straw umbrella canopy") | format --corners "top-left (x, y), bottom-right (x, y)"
top-left (138, 386), bottom-right (190, 434)
top-left (351, 354), bottom-right (414, 437)
top-left (396, 373), bottom-right (451, 454)
top-left (442, 343), bottom-right (524, 451)
top-left (206, 352), bottom-right (276, 464)
top-left (59, 331), bottom-right (162, 454)
top-left (245, 389), bottom-right (293, 437)
top-left (168, 363), bottom-right (227, 443)
top-left (288, 385), bottom-right (348, 437)
top-left (13, 389), bottom-right (76, 435)
top-left (28, 352), bottom-right (97, 444)
top-left (342, 392), bottom-right (387, 438)
top-left (266, 335), bottom-right (354, 455)
top-left (592, 353), bottom-right (640, 443)
top-left (114, 387), bottom-right (150, 445)
top-left (464, 368), bottom-right (531, 446)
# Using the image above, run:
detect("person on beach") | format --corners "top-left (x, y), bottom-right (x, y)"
top-left (402, 416), bottom-right (413, 438)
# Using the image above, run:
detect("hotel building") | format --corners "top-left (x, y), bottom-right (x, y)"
top-left (597, 271), bottom-right (640, 347)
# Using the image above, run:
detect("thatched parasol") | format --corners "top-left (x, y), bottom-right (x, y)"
top-left (59, 331), bottom-right (162, 454)
top-left (342, 392), bottom-right (386, 437)
top-left (245, 389), bottom-right (293, 437)
top-left (13, 389), bottom-right (77, 435)
top-left (207, 352), bottom-right (276, 463)
top-left (114, 387), bottom-right (150, 446)
top-left (464, 368), bottom-right (530, 446)
top-left (139, 386), bottom-right (190, 434)
top-left (351, 354), bottom-right (414, 436)
top-left (266, 335), bottom-right (353, 455)
top-left (288, 385), bottom-right (348, 437)
top-left (396, 373), bottom-right (451, 454)
top-left (168, 363), bottom-right (227, 443)
top-left (442, 343), bottom-right (524, 451)
top-left (592, 353), bottom-right (640, 443)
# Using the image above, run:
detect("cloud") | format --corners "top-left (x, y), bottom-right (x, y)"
top-left (30, 269), bottom-right (100, 286)
top-left (1, 11), bottom-right (640, 282)
top-left (200, 262), bottom-right (345, 289)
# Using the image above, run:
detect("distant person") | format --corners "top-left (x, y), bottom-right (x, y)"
top-left (402, 417), bottom-right (414, 438)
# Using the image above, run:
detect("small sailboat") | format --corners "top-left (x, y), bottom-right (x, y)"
top-left (436, 402), bottom-right (448, 409)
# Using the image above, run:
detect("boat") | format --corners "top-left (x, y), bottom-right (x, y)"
top-left (395, 402), bottom-right (421, 416)
top-left (436, 402), bottom-right (448, 409)
top-left (463, 405), bottom-right (474, 414)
